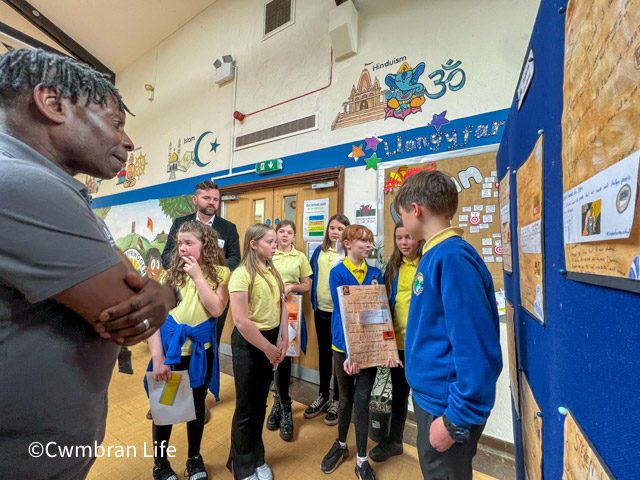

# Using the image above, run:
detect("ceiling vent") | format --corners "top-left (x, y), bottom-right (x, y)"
top-left (235, 113), bottom-right (317, 150)
top-left (264, 0), bottom-right (295, 39)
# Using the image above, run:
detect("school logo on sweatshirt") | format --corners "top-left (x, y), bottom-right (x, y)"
top-left (413, 272), bottom-right (424, 295)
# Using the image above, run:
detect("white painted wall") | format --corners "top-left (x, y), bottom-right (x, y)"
top-left (97, 0), bottom-right (540, 200)
top-left (95, 0), bottom-right (541, 443)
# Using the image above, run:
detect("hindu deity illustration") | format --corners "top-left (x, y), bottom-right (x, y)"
top-left (384, 62), bottom-right (426, 120)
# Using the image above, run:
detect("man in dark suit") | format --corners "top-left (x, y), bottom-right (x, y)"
top-left (161, 180), bottom-right (241, 345)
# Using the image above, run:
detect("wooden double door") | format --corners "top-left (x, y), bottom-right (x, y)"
top-left (219, 179), bottom-right (339, 376)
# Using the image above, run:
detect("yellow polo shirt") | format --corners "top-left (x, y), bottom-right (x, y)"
top-left (229, 265), bottom-right (281, 330)
top-left (423, 227), bottom-right (464, 254)
top-left (273, 247), bottom-right (313, 285)
top-left (393, 256), bottom-right (419, 350)
top-left (316, 248), bottom-right (338, 312)
top-left (166, 266), bottom-right (231, 355)
top-left (343, 257), bottom-right (367, 284)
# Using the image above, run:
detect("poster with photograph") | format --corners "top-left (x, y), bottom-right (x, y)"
top-left (517, 136), bottom-right (545, 323)
top-left (337, 284), bottom-right (399, 369)
top-left (562, 0), bottom-right (640, 292)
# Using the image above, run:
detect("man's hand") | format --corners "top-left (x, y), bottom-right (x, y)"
top-left (429, 416), bottom-right (455, 452)
top-left (94, 272), bottom-right (176, 346)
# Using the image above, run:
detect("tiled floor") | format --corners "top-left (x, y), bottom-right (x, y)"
top-left (87, 343), bottom-right (504, 480)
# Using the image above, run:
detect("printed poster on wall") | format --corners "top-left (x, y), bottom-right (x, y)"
top-left (522, 373), bottom-right (543, 480)
top-left (506, 301), bottom-right (519, 417)
top-left (499, 172), bottom-right (513, 273)
top-left (303, 198), bottom-right (329, 241)
top-left (563, 410), bottom-right (615, 480)
top-left (354, 201), bottom-right (377, 234)
top-left (562, 0), bottom-right (640, 293)
top-left (517, 136), bottom-right (545, 323)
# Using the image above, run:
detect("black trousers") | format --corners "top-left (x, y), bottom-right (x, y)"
top-left (388, 350), bottom-right (410, 443)
top-left (314, 309), bottom-right (339, 402)
top-left (227, 326), bottom-right (279, 479)
top-left (274, 356), bottom-right (292, 402)
top-left (216, 303), bottom-right (230, 346)
top-left (333, 350), bottom-right (377, 457)
top-left (413, 398), bottom-right (485, 480)
top-left (152, 347), bottom-right (213, 462)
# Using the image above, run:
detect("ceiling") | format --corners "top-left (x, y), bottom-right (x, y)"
top-left (10, 0), bottom-right (219, 72)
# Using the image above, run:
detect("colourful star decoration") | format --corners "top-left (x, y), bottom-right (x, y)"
top-left (365, 135), bottom-right (381, 151)
top-left (428, 111), bottom-right (450, 131)
top-left (365, 153), bottom-right (381, 170)
top-left (348, 144), bottom-right (365, 162)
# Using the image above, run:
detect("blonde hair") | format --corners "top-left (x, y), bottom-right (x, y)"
top-left (239, 223), bottom-right (284, 299)
top-left (164, 221), bottom-right (226, 288)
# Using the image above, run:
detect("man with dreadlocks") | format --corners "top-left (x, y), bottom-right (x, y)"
top-left (0, 49), bottom-right (180, 479)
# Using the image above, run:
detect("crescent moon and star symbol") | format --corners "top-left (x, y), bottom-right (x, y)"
top-left (193, 131), bottom-right (220, 167)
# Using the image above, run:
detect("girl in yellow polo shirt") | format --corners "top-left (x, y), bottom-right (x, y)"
top-left (148, 221), bottom-right (230, 480)
top-left (307, 213), bottom-right (350, 425)
top-left (266, 220), bottom-right (312, 442)
top-left (368, 221), bottom-right (424, 464)
top-left (227, 224), bottom-right (288, 480)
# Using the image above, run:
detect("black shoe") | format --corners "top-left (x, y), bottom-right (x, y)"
top-left (320, 439), bottom-right (348, 474)
top-left (304, 394), bottom-right (329, 419)
top-left (279, 399), bottom-right (294, 442)
top-left (266, 394), bottom-right (282, 431)
top-left (185, 454), bottom-right (208, 480)
top-left (355, 460), bottom-right (376, 480)
top-left (152, 461), bottom-right (178, 480)
top-left (369, 440), bottom-right (403, 462)
top-left (323, 400), bottom-right (339, 426)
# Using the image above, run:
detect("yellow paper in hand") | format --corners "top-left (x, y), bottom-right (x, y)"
top-left (159, 372), bottom-right (181, 406)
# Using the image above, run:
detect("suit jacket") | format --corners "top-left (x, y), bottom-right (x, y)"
top-left (161, 213), bottom-right (241, 271)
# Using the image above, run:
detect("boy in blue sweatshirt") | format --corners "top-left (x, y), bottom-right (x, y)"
top-left (395, 170), bottom-right (502, 480)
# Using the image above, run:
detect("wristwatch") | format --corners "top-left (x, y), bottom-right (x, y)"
top-left (442, 414), bottom-right (470, 443)
top-left (173, 286), bottom-right (182, 308)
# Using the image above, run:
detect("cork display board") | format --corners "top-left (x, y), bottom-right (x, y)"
top-left (521, 372), bottom-right (543, 480)
top-left (506, 300), bottom-right (519, 417)
top-left (499, 171), bottom-right (513, 273)
top-left (563, 410), bottom-right (615, 480)
top-left (517, 136), bottom-right (545, 323)
top-left (562, 0), bottom-right (640, 292)
top-left (382, 152), bottom-right (503, 291)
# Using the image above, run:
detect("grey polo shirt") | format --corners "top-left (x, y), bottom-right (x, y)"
top-left (0, 132), bottom-right (121, 479)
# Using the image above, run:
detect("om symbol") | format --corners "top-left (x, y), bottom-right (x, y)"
top-left (425, 59), bottom-right (466, 100)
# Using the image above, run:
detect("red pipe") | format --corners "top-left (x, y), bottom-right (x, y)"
top-left (244, 49), bottom-right (333, 118)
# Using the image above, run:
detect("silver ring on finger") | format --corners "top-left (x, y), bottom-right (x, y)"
top-left (143, 319), bottom-right (150, 330)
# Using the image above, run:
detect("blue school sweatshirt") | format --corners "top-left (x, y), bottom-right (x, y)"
top-left (405, 235), bottom-right (502, 429)
top-left (329, 260), bottom-right (383, 353)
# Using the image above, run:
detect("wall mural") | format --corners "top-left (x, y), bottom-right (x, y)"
top-left (85, 147), bottom-right (148, 194)
top-left (94, 195), bottom-right (195, 277)
top-left (332, 56), bottom-right (467, 130)
top-left (167, 131), bottom-right (220, 180)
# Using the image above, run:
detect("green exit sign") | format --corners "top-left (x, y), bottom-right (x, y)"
top-left (256, 158), bottom-right (283, 174)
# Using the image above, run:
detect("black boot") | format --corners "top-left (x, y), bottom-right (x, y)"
top-left (280, 399), bottom-right (294, 441)
top-left (266, 394), bottom-right (282, 431)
